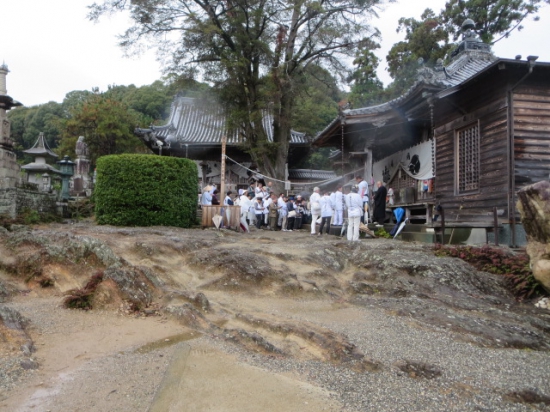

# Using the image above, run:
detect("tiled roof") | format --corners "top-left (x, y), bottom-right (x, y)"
top-left (313, 48), bottom-right (498, 143)
top-left (288, 169), bottom-right (337, 180)
top-left (152, 97), bottom-right (308, 145)
top-left (343, 49), bottom-right (497, 118)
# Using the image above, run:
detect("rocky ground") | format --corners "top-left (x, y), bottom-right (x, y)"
top-left (0, 221), bottom-right (549, 411)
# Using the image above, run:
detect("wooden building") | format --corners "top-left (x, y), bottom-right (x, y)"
top-left (134, 96), bottom-right (334, 194)
top-left (314, 20), bottom-right (550, 246)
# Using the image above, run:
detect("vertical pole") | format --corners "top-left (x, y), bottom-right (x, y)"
top-left (341, 123), bottom-right (344, 178)
top-left (221, 135), bottom-right (227, 200)
top-left (493, 206), bottom-right (499, 246)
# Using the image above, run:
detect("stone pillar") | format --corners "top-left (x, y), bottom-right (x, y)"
top-left (0, 64), bottom-right (8, 95)
top-left (0, 64), bottom-right (20, 188)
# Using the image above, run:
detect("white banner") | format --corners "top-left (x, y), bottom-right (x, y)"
top-left (373, 140), bottom-right (434, 183)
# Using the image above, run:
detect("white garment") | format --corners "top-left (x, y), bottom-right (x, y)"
top-left (309, 192), bottom-right (321, 234)
top-left (240, 195), bottom-right (251, 215)
top-left (320, 195), bottom-right (333, 218)
top-left (277, 196), bottom-right (286, 225)
top-left (358, 180), bottom-right (369, 202)
top-left (347, 215), bottom-right (361, 241)
top-left (334, 210), bottom-right (343, 226)
top-left (346, 192), bottom-right (363, 218)
top-left (334, 191), bottom-right (344, 211)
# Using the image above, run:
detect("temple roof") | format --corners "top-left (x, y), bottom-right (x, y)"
top-left (23, 132), bottom-right (58, 158)
top-left (288, 169), bottom-right (337, 181)
top-left (150, 97), bottom-right (309, 146)
top-left (314, 30), bottom-right (499, 144)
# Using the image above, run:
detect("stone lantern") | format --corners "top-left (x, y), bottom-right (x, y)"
top-left (56, 155), bottom-right (75, 200)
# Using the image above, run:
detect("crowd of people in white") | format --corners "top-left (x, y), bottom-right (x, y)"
top-left (200, 175), bottom-right (376, 242)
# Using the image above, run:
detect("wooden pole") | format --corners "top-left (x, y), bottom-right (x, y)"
top-left (220, 135), bottom-right (227, 200)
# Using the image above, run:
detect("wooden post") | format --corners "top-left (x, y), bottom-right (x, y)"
top-left (220, 135), bottom-right (227, 200)
top-left (493, 206), bottom-right (499, 246)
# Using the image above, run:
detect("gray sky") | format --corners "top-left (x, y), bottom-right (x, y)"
top-left (3, 0), bottom-right (550, 107)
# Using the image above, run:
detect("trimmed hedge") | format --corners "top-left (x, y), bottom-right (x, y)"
top-left (94, 154), bottom-right (198, 227)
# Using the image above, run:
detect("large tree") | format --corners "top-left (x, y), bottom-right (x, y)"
top-left (441, 0), bottom-right (550, 44)
top-left (385, 8), bottom-right (451, 97)
top-left (57, 92), bottom-right (145, 165)
top-left (384, 0), bottom-right (548, 96)
top-left (88, 0), bottom-right (383, 188)
top-left (347, 39), bottom-right (385, 107)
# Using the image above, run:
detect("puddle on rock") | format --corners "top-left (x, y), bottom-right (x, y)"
top-left (134, 332), bottom-right (200, 354)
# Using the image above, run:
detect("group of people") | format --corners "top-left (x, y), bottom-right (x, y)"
top-left (200, 176), bottom-right (389, 242)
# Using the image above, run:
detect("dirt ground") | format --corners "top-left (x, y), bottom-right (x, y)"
top-left (0, 222), bottom-right (549, 411)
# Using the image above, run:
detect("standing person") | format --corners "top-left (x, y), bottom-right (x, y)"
top-left (224, 191), bottom-right (234, 206)
top-left (239, 190), bottom-right (250, 233)
top-left (201, 185), bottom-right (214, 206)
top-left (355, 176), bottom-right (369, 223)
top-left (294, 195), bottom-right (306, 230)
top-left (286, 197), bottom-right (296, 231)
top-left (279, 195), bottom-right (289, 231)
top-left (277, 193), bottom-right (286, 228)
top-left (346, 186), bottom-right (363, 242)
top-left (263, 193), bottom-right (273, 228)
top-left (268, 194), bottom-right (279, 231)
top-left (319, 190), bottom-right (333, 235)
top-left (223, 190), bottom-right (234, 227)
top-left (254, 196), bottom-right (265, 229)
top-left (373, 181), bottom-right (388, 224)
top-left (246, 192), bottom-right (256, 226)
top-left (333, 186), bottom-right (344, 226)
top-left (309, 187), bottom-right (322, 235)
top-left (211, 189), bottom-right (220, 205)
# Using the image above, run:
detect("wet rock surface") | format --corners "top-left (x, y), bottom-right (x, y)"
top-left (0, 222), bottom-right (548, 411)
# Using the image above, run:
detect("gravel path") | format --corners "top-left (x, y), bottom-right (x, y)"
top-left (206, 298), bottom-right (550, 412)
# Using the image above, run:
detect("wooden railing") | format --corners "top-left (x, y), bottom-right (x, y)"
top-left (201, 205), bottom-right (241, 230)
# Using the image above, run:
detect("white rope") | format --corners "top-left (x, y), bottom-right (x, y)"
top-left (223, 155), bottom-right (340, 186)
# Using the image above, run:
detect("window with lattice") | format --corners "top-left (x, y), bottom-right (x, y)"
top-left (455, 122), bottom-right (480, 194)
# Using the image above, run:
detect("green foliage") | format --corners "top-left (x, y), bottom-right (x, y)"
top-left (57, 93), bottom-right (145, 165)
top-left (433, 244), bottom-right (547, 301)
top-left (347, 40), bottom-right (386, 107)
top-left (374, 227), bottom-right (391, 238)
top-left (291, 65), bottom-right (342, 137)
top-left (386, 9), bottom-right (452, 96)
top-left (68, 198), bottom-right (95, 221)
top-left (94, 154), bottom-right (198, 227)
top-left (7, 102), bottom-right (65, 161)
top-left (294, 147), bottom-right (334, 170)
top-left (89, 0), bottom-right (383, 183)
top-left (18, 208), bottom-right (61, 225)
top-left (441, 0), bottom-right (550, 44)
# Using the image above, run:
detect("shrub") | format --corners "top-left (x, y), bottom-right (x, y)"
top-left (94, 154), bottom-right (197, 227)
top-left (374, 227), bottom-right (392, 238)
top-left (433, 244), bottom-right (546, 301)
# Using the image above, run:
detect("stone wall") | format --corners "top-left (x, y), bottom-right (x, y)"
top-left (0, 188), bottom-right (58, 218)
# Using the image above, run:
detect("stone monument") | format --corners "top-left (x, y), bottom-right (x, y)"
top-left (0, 63), bottom-right (22, 188)
top-left (72, 136), bottom-right (91, 195)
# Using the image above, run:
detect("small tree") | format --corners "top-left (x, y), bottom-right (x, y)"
top-left (95, 154), bottom-right (198, 227)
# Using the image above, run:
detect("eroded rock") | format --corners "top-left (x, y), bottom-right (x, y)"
top-left (517, 180), bottom-right (550, 292)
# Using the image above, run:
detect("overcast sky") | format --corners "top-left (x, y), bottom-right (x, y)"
top-left (2, 0), bottom-right (550, 107)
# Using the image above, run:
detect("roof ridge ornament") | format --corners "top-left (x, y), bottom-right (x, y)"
top-left (450, 19), bottom-right (492, 59)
